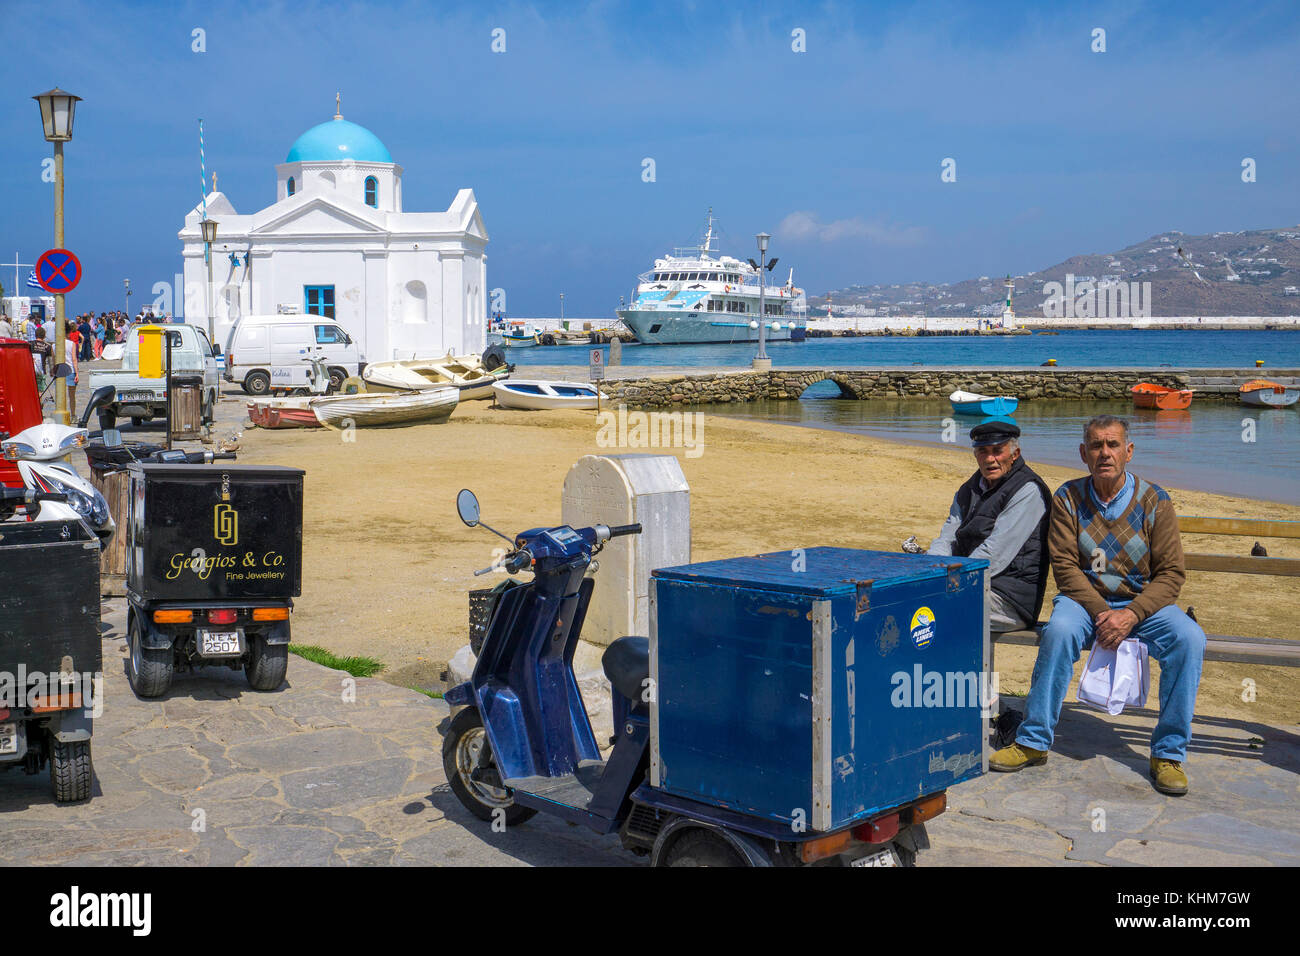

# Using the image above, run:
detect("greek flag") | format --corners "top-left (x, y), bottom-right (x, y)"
top-left (26, 269), bottom-right (42, 290)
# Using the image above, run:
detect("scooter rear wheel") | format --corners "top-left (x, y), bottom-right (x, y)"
top-left (442, 708), bottom-right (537, 825)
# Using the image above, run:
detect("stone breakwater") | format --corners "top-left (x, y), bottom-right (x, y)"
top-left (598, 368), bottom-right (1300, 408)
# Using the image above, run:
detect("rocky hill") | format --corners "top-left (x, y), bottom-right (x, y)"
top-left (816, 226), bottom-right (1300, 317)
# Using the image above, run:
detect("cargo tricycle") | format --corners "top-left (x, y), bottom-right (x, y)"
top-left (123, 460), bottom-right (304, 698)
top-left (443, 490), bottom-right (992, 866)
top-left (0, 488), bottom-right (102, 803)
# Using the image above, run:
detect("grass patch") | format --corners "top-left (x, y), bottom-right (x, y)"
top-left (289, 644), bottom-right (385, 678)
top-left (408, 686), bottom-right (445, 700)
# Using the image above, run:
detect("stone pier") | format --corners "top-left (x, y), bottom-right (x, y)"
top-left (568, 367), bottom-right (1300, 408)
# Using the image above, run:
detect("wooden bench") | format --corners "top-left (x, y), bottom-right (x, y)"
top-left (996, 515), bottom-right (1300, 667)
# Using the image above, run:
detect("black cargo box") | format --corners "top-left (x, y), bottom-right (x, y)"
top-left (0, 520), bottom-right (102, 679)
top-left (127, 464), bottom-right (304, 601)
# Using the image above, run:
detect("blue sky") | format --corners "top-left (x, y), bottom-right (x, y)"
top-left (2, 0), bottom-right (1297, 317)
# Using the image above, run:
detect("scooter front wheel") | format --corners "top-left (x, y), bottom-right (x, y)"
top-left (442, 708), bottom-right (537, 825)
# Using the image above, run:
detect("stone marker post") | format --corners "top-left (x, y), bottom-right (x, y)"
top-left (561, 454), bottom-right (690, 668)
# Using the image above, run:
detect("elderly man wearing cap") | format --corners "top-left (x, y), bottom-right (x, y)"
top-left (927, 420), bottom-right (1052, 633)
top-left (989, 414), bottom-right (1206, 795)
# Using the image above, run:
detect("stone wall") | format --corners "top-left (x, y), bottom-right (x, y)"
top-left (599, 368), bottom-right (1300, 408)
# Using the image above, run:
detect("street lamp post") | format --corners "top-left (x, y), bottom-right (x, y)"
top-left (753, 232), bottom-right (771, 370)
top-left (124, 278), bottom-right (132, 317)
top-left (559, 292), bottom-right (565, 323)
top-left (200, 219), bottom-right (218, 341)
top-left (33, 87), bottom-right (81, 424)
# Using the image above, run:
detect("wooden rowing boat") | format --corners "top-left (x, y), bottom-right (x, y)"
top-left (1239, 379), bottom-right (1299, 408)
top-left (362, 350), bottom-right (511, 400)
top-left (311, 388), bottom-right (459, 428)
top-left (949, 390), bottom-right (1018, 416)
top-left (246, 399), bottom-right (323, 429)
top-left (492, 380), bottom-right (605, 410)
top-left (1131, 383), bottom-right (1194, 410)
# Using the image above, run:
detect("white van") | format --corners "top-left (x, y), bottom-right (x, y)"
top-left (224, 315), bottom-right (364, 395)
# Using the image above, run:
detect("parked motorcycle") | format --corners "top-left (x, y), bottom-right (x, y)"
top-left (0, 385), bottom-right (117, 540)
top-left (442, 490), bottom-right (948, 866)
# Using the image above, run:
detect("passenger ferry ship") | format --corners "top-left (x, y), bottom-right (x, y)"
top-left (616, 211), bottom-right (807, 345)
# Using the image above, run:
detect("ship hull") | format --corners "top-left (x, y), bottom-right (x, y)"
top-left (617, 309), bottom-right (803, 345)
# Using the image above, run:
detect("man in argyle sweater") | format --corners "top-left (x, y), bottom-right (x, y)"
top-left (989, 415), bottom-right (1206, 795)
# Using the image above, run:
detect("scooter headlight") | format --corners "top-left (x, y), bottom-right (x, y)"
top-left (40, 474), bottom-right (109, 527)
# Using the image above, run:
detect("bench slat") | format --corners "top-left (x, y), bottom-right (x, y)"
top-left (993, 628), bottom-right (1300, 667)
top-left (1184, 553), bottom-right (1300, 576)
top-left (1178, 516), bottom-right (1300, 538)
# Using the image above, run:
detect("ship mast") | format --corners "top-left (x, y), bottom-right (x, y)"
top-left (702, 207), bottom-right (714, 255)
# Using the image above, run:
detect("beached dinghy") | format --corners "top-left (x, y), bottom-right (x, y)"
top-left (492, 380), bottom-right (606, 411)
top-left (949, 390), bottom-right (1019, 416)
top-left (362, 349), bottom-right (512, 400)
top-left (247, 398), bottom-right (323, 429)
top-left (1131, 382), bottom-right (1194, 410)
top-left (311, 387), bottom-right (458, 428)
top-left (1239, 379), bottom-right (1299, 408)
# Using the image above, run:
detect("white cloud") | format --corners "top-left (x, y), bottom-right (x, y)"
top-left (776, 211), bottom-right (925, 245)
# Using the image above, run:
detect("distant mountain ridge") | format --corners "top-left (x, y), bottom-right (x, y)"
top-left (816, 226), bottom-right (1300, 317)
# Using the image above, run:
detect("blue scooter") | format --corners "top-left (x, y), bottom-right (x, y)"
top-left (442, 490), bottom-right (944, 866)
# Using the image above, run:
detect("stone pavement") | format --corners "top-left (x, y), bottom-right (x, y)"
top-left (3, 598), bottom-right (1297, 866)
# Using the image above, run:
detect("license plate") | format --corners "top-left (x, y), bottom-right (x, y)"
top-left (119, 390), bottom-right (154, 401)
top-left (0, 722), bottom-right (17, 755)
top-left (850, 847), bottom-right (900, 868)
top-left (198, 629), bottom-right (243, 657)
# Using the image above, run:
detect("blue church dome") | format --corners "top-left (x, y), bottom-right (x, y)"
top-left (286, 117), bottom-right (393, 164)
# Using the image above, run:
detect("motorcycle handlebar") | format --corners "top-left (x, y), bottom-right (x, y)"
top-left (607, 523), bottom-right (642, 538)
top-left (213, 452), bottom-right (238, 460)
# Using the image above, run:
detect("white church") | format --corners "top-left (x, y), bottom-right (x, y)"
top-left (179, 100), bottom-right (488, 360)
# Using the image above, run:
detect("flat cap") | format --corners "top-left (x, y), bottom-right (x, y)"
top-left (970, 418), bottom-right (1021, 447)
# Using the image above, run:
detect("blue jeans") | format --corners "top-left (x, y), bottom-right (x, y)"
top-left (1016, 594), bottom-right (1206, 760)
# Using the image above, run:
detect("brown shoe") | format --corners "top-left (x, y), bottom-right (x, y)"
top-left (1150, 757), bottom-right (1189, 796)
top-left (989, 742), bottom-right (1048, 772)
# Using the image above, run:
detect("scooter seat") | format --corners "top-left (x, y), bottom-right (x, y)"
top-left (602, 636), bottom-right (649, 702)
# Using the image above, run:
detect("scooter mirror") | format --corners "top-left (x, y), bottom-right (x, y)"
top-left (456, 488), bottom-right (480, 527)
top-left (79, 384), bottom-right (116, 428)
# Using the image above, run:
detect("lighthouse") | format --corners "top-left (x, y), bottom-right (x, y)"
top-left (1002, 275), bottom-right (1016, 329)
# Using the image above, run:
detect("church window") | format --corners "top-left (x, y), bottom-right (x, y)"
top-left (365, 176), bottom-right (378, 207)
top-left (287, 177), bottom-right (295, 197)
top-left (305, 285), bottom-right (335, 319)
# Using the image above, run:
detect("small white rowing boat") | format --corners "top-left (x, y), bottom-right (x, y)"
top-left (311, 387), bottom-right (458, 428)
top-left (492, 380), bottom-right (606, 411)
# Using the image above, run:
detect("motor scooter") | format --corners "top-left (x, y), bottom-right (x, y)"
top-left (0, 385), bottom-right (117, 540)
top-left (442, 490), bottom-right (949, 866)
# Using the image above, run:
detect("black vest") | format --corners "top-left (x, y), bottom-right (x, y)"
top-left (953, 456), bottom-right (1051, 625)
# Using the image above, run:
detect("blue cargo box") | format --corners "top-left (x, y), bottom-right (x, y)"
top-left (650, 547), bottom-right (990, 833)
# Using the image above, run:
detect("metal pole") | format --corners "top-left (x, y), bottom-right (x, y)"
top-left (165, 332), bottom-right (173, 451)
top-left (757, 274), bottom-right (768, 360)
top-left (205, 241), bottom-right (214, 342)
top-left (53, 141), bottom-right (68, 424)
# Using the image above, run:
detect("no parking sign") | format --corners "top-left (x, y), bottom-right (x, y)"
top-left (34, 248), bottom-right (81, 294)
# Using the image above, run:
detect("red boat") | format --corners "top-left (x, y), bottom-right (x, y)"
top-left (247, 400), bottom-right (322, 429)
top-left (1131, 383), bottom-right (1194, 410)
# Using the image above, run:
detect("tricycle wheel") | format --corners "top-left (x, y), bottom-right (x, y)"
top-left (127, 614), bottom-right (173, 698)
top-left (130, 416), bottom-right (146, 427)
top-left (442, 707), bottom-right (537, 825)
top-left (246, 637), bottom-right (288, 691)
top-left (662, 829), bottom-right (745, 867)
top-left (98, 409), bottom-right (117, 431)
top-left (50, 739), bottom-right (92, 803)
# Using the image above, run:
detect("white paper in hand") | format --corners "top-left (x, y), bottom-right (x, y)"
top-left (1077, 638), bottom-right (1150, 715)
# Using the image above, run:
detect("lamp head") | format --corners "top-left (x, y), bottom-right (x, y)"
top-left (33, 87), bottom-right (81, 142)
top-left (757, 232), bottom-right (770, 255)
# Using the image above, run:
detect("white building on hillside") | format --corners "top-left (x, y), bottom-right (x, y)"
top-left (179, 101), bottom-right (488, 360)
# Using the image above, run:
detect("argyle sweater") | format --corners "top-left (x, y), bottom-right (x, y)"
top-left (1047, 473), bottom-right (1186, 623)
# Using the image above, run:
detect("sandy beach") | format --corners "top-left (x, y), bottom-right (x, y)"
top-left (225, 398), bottom-right (1300, 727)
